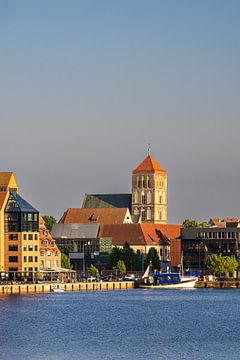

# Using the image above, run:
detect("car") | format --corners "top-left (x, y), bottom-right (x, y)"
top-left (122, 274), bottom-right (137, 281)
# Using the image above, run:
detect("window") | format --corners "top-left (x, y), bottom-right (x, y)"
top-left (35, 234), bottom-right (38, 240)
top-left (40, 250), bottom-right (44, 256)
top-left (23, 234), bottom-right (27, 240)
top-left (35, 267), bottom-right (38, 272)
top-left (9, 267), bottom-right (18, 272)
top-left (28, 234), bottom-right (33, 240)
top-left (35, 256), bottom-right (38, 262)
top-left (142, 208), bottom-right (146, 221)
top-left (147, 208), bottom-right (151, 220)
top-left (47, 250), bottom-right (51, 256)
top-left (23, 246), bottom-right (27, 251)
top-left (147, 176), bottom-right (150, 188)
top-left (141, 192), bottom-right (146, 204)
top-left (35, 245), bottom-right (38, 251)
top-left (24, 256), bottom-right (27, 262)
top-left (160, 249), bottom-right (163, 257)
top-left (27, 214), bottom-right (33, 221)
top-left (28, 256), bottom-right (33, 262)
top-left (47, 260), bottom-right (51, 268)
top-left (50, 241), bottom-right (54, 247)
top-left (40, 260), bottom-right (44, 268)
top-left (8, 234), bottom-right (18, 241)
top-left (134, 191), bottom-right (139, 204)
top-left (9, 256), bottom-right (18, 263)
top-left (55, 251), bottom-right (58, 256)
top-left (137, 176), bottom-right (141, 188)
top-left (8, 245), bottom-right (18, 251)
top-left (43, 241), bottom-right (47, 247)
top-left (28, 245), bottom-right (33, 251)
top-left (147, 191), bottom-right (151, 204)
top-left (54, 260), bottom-right (58, 267)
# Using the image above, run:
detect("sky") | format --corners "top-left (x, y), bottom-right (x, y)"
top-left (0, 0), bottom-right (240, 223)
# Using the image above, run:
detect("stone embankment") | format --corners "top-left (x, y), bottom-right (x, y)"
top-left (0, 281), bottom-right (134, 295)
top-left (196, 280), bottom-right (240, 289)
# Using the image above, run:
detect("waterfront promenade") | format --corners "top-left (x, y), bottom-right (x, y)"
top-left (0, 281), bottom-right (134, 295)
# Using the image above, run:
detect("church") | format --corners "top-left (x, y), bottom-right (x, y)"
top-left (82, 154), bottom-right (167, 224)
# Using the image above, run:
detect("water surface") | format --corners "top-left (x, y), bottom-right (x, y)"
top-left (0, 289), bottom-right (239, 360)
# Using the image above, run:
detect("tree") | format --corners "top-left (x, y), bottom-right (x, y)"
top-left (87, 264), bottom-right (99, 277)
top-left (113, 260), bottom-right (126, 276)
top-left (145, 247), bottom-right (160, 270)
top-left (107, 247), bottom-right (122, 269)
top-left (206, 254), bottom-right (239, 275)
top-left (43, 215), bottom-right (57, 231)
top-left (182, 219), bottom-right (209, 228)
top-left (61, 253), bottom-right (73, 269)
top-left (182, 219), bottom-right (200, 228)
top-left (122, 242), bottom-right (136, 271)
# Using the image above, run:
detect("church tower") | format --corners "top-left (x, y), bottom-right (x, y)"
top-left (131, 155), bottom-right (167, 224)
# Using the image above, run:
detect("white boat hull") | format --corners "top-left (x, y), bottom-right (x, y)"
top-left (52, 287), bottom-right (65, 293)
top-left (140, 277), bottom-right (197, 289)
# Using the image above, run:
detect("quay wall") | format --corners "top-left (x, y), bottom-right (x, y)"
top-left (196, 280), bottom-right (240, 289)
top-left (0, 281), bottom-right (134, 295)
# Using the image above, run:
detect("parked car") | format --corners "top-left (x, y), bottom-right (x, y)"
top-left (122, 274), bottom-right (137, 281)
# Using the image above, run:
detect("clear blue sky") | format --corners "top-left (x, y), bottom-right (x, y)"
top-left (1, 1), bottom-right (240, 223)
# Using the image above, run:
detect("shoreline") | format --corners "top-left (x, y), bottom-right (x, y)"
top-left (0, 281), bottom-right (135, 295)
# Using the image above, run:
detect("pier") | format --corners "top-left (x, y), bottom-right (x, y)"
top-left (0, 281), bottom-right (134, 295)
top-left (196, 280), bottom-right (240, 289)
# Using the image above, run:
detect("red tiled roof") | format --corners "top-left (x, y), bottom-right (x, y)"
top-left (154, 224), bottom-right (181, 240)
top-left (140, 224), bottom-right (170, 246)
top-left (100, 224), bottom-right (146, 246)
top-left (59, 208), bottom-right (131, 225)
top-left (100, 223), bottom-right (171, 246)
top-left (133, 155), bottom-right (166, 174)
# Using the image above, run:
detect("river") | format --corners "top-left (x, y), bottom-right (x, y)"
top-left (0, 289), bottom-right (239, 360)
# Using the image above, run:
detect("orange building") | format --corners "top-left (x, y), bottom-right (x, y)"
top-left (39, 216), bottom-right (61, 270)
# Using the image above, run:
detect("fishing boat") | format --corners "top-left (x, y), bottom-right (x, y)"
top-left (52, 286), bottom-right (65, 293)
top-left (139, 258), bottom-right (197, 289)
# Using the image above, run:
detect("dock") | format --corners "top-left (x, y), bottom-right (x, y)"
top-left (0, 281), bottom-right (135, 295)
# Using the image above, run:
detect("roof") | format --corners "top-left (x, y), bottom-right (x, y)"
top-left (140, 224), bottom-right (170, 246)
top-left (133, 155), bottom-right (166, 174)
top-left (154, 224), bottom-right (181, 240)
top-left (0, 192), bottom-right (8, 211)
top-left (100, 224), bottom-right (146, 246)
top-left (100, 223), bottom-right (171, 247)
top-left (6, 191), bottom-right (38, 213)
top-left (59, 208), bottom-right (131, 225)
top-left (0, 172), bottom-right (14, 186)
top-left (51, 223), bottom-right (100, 239)
top-left (82, 193), bottom-right (132, 210)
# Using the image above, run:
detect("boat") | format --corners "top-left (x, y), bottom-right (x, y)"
top-left (139, 258), bottom-right (197, 289)
top-left (52, 286), bottom-right (65, 293)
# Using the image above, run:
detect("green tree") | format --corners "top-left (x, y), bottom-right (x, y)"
top-left (61, 253), bottom-right (73, 269)
top-left (206, 254), bottom-right (239, 275)
top-left (107, 247), bottom-right (122, 269)
top-left (122, 242), bottom-right (136, 271)
top-left (87, 264), bottom-right (99, 277)
top-left (182, 219), bottom-right (209, 228)
top-left (43, 215), bottom-right (57, 231)
top-left (113, 260), bottom-right (126, 276)
top-left (182, 219), bottom-right (200, 228)
top-left (145, 247), bottom-right (160, 270)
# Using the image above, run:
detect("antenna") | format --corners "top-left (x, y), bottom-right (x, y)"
top-left (148, 143), bottom-right (151, 155)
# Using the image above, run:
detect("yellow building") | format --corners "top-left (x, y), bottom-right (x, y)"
top-left (132, 155), bottom-right (167, 223)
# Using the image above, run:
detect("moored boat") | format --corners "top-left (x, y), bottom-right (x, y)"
top-left (139, 259), bottom-right (197, 289)
top-left (52, 286), bottom-right (65, 293)
top-left (139, 272), bottom-right (197, 289)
